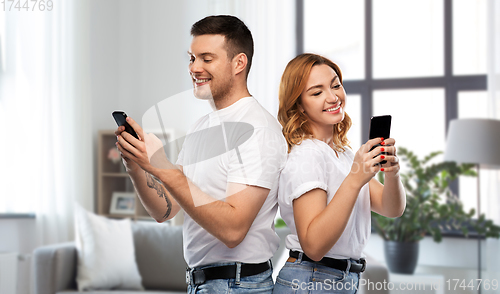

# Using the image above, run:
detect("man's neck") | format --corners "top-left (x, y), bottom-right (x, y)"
top-left (212, 88), bottom-right (251, 111)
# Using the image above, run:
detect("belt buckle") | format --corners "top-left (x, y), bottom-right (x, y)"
top-left (185, 268), bottom-right (191, 285)
top-left (359, 258), bottom-right (366, 272)
top-left (193, 269), bottom-right (206, 285)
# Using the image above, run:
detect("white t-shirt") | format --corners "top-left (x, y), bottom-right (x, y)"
top-left (278, 139), bottom-right (371, 260)
top-left (176, 97), bottom-right (288, 268)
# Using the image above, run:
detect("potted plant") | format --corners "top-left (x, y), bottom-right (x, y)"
top-left (372, 147), bottom-right (500, 274)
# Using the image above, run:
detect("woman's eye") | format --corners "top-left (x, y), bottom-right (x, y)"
top-left (312, 91), bottom-right (322, 96)
top-left (204, 59), bottom-right (212, 63)
top-left (332, 84), bottom-right (341, 89)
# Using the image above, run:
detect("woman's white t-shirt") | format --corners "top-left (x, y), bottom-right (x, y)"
top-left (277, 139), bottom-right (371, 260)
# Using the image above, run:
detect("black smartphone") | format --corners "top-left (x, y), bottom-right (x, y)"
top-left (369, 115), bottom-right (392, 165)
top-left (112, 111), bottom-right (139, 139)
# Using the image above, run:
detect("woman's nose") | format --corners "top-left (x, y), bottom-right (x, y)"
top-left (326, 90), bottom-right (339, 103)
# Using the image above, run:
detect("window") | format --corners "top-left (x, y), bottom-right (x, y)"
top-left (301, 0), bottom-right (487, 200)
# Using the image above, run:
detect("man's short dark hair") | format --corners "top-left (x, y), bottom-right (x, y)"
top-left (191, 15), bottom-right (254, 78)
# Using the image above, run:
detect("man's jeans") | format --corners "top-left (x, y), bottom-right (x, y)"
top-left (187, 261), bottom-right (274, 293)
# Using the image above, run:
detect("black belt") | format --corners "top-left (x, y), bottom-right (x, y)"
top-left (187, 261), bottom-right (271, 285)
top-left (289, 250), bottom-right (366, 273)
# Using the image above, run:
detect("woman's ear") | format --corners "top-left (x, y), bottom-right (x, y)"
top-left (233, 53), bottom-right (248, 76)
top-left (298, 103), bottom-right (306, 114)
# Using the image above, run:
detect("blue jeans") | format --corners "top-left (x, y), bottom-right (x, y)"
top-left (187, 261), bottom-right (274, 293)
top-left (273, 254), bottom-right (359, 294)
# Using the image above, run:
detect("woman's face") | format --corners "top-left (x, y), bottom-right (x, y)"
top-left (299, 64), bottom-right (346, 135)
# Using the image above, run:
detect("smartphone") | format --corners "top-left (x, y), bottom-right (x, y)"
top-left (369, 115), bottom-right (392, 165)
top-left (112, 111), bottom-right (139, 139)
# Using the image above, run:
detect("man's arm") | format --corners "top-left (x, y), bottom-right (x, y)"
top-left (116, 118), bottom-right (274, 248)
top-left (128, 168), bottom-right (181, 222)
top-left (115, 125), bottom-right (181, 223)
top-left (156, 169), bottom-right (270, 248)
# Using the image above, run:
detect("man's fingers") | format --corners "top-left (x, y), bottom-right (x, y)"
top-left (116, 141), bottom-right (136, 161)
top-left (120, 131), bottom-right (147, 154)
top-left (114, 126), bottom-right (124, 136)
top-left (125, 117), bottom-right (145, 141)
top-left (117, 135), bottom-right (141, 159)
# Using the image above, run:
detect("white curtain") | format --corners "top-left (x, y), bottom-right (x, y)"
top-left (207, 0), bottom-right (296, 117)
top-left (485, 0), bottom-right (500, 289)
top-left (0, 0), bottom-right (92, 246)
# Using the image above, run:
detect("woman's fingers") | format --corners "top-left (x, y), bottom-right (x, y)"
top-left (364, 137), bottom-right (384, 152)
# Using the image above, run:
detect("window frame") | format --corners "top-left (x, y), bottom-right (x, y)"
top-left (297, 0), bottom-right (487, 197)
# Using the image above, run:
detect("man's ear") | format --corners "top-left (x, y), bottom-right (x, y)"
top-left (233, 53), bottom-right (248, 76)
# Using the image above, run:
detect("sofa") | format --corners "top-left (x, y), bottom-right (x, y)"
top-left (32, 221), bottom-right (388, 294)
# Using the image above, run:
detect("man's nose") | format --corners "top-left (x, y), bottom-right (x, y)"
top-left (189, 59), bottom-right (203, 74)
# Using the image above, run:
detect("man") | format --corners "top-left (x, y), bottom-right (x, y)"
top-left (115, 15), bottom-right (287, 293)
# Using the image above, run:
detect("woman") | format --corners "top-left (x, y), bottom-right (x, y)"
top-left (273, 54), bottom-right (406, 293)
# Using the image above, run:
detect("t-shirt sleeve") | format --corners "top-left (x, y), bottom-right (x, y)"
top-left (226, 127), bottom-right (287, 189)
top-left (175, 144), bottom-right (184, 166)
top-left (279, 146), bottom-right (328, 206)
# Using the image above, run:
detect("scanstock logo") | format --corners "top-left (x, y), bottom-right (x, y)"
top-left (140, 89), bottom-right (257, 207)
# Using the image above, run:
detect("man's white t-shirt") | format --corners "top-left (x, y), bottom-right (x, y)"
top-left (278, 139), bottom-right (371, 260)
top-left (176, 97), bottom-right (288, 268)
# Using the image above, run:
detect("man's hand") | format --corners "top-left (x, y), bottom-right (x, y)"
top-left (143, 132), bottom-right (177, 171)
top-left (114, 125), bottom-right (141, 173)
top-left (115, 117), bottom-right (173, 174)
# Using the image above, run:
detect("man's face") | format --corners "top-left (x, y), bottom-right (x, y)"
top-left (188, 34), bottom-right (234, 101)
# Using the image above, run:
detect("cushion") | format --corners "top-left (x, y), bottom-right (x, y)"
top-left (74, 204), bottom-right (144, 291)
top-left (132, 221), bottom-right (187, 291)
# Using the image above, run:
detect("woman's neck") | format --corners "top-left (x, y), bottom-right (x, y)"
top-left (310, 124), bottom-right (335, 148)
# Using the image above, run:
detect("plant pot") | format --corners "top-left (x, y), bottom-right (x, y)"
top-left (384, 241), bottom-right (419, 274)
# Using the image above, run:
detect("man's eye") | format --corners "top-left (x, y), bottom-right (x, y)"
top-left (204, 59), bottom-right (212, 63)
top-left (189, 57), bottom-right (195, 63)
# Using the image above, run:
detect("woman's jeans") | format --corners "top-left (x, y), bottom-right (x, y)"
top-left (187, 261), bottom-right (274, 294)
top-left (273, 255), bottom-right (360, 294)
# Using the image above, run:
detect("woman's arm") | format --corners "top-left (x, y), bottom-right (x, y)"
top-left (369, 138), bottom-right (406, 218)
top-left (293, 175), bottom-right (362, 261)
top-left (293, 138), bottom-right (386, 261)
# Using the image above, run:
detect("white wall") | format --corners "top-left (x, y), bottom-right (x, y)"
top-left (90, 0), bottom-right (212, 142)
top-left (2, 1), bottom-right (213, 293)
top-left (3, 1), bottom-right (500, 294)
top-left (0, 218), bottom-right (37, 294)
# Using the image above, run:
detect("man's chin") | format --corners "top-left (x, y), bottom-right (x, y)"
top-left (193, 88), bottom-right (213, 101)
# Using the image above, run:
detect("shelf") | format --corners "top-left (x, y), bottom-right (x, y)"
top-left (97, 129), bottom-right (176, 221)
top-left (102, 173), bottom-right (130, 177)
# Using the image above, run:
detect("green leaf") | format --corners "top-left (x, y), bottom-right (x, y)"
top-left (275, 218), bottom-right (287, 228)
top-left (371, 146), bottom-right (499, 243)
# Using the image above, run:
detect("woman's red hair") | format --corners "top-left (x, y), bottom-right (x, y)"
top-left (278, 53), bottom-right (352, 153)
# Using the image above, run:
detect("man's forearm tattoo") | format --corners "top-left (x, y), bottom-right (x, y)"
top-left (145, 172), bottom-right (172, 219)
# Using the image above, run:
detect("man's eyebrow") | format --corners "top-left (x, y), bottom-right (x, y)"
top-left (187, 51), bottom-right (217, 57)
top-left (306, 76), bottom-right (338, 92)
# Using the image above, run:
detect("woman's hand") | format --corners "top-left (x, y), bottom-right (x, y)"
top-left (350, 137), bottom-right (387, 186)
top-left (378, 138), bottom-right (400, 177)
